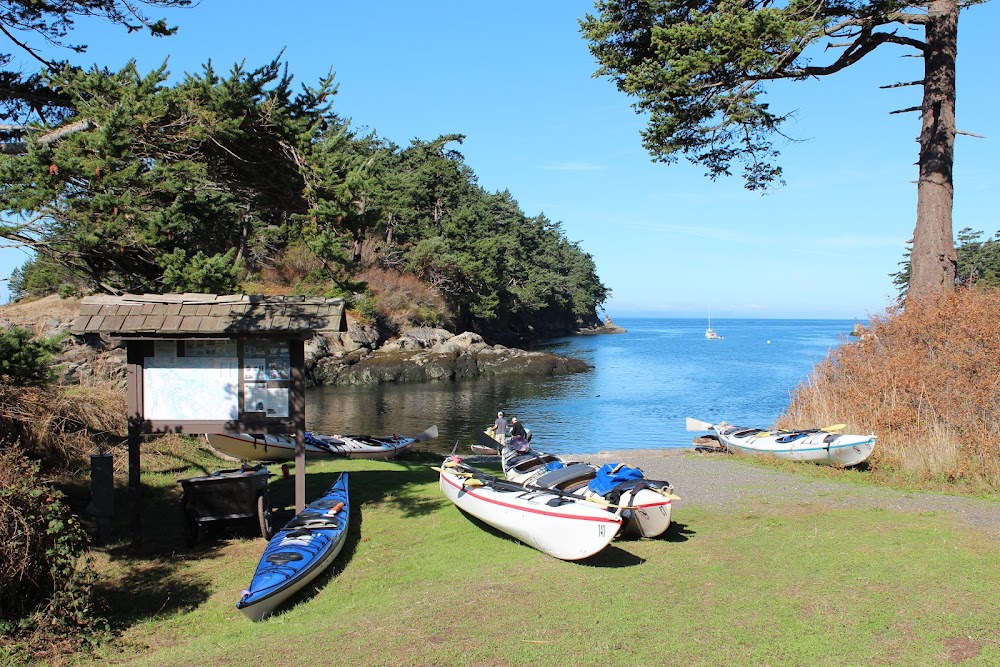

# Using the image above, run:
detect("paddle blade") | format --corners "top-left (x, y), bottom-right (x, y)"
top-left (413, 425), bottom-right (439, 442)
top-left (821, 423), bottom-right (846, 433)
top-left (686, 417), bottom-right (714, 431)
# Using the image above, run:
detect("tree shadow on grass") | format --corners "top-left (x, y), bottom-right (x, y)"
top-left (81, 458), bottom-right (453, 629)
top-left (88, 480), bottom-right (225, 630)
top-left (227, 463), bottom-right (449, 619)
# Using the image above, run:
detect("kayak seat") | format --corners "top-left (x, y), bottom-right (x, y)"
top-left (534, 463), bottom-right (596, 490)
top-left (506, 453), bottom-right (539, 470)
top-left (284, 515), bottom-right (340, 530)
top-left (775, 432), bottom-right (809, 444)
top-left (266, 551), bottom-right (304, 565)
top-left (508, 453), bottom-right (560, 473)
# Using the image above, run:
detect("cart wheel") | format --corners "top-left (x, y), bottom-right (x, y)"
top-left (257, 492), bottom-right (273, 540)
top-left (184, 514), bottom-right (200, 547)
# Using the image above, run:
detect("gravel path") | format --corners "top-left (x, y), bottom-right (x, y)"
top-left (571, 449), bottom-right (1000, 541)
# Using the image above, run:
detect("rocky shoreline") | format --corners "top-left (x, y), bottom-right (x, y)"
top-left (306, 325), bottom-right (591, 385)
top-left (0, 295), bottom-right (620, 387)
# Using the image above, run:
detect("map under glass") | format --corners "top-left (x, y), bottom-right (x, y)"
top-left (144, 341), bottom-right (240, 420)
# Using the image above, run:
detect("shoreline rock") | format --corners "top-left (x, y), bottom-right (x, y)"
top-left (575, 314), bottom-right (627, 335)
top-left (307, 326), bottom-right (589, 386)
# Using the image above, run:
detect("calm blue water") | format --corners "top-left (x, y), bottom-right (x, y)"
top-left (304, 318), bottom-right (859, 455)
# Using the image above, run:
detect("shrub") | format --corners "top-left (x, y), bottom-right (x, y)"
top-left (0, 326), bottom-right (62, 386)
top-left (353, 290), bottom-right (380, 323)
top-left (0, 449), bottom-right (102, 660)
top-left (780, 287), bottom-right (1000, 493)
top-left (356, 267), bottom-right (452, 329)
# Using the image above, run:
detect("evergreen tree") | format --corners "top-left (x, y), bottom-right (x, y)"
top-left (581, 0), bottom-right (988, 297)
top-left (0, 58), bottom-right (343, 294)
top-left (892, 228), bottom-right (1000, 296)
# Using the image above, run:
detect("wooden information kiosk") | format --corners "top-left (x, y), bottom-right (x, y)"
top-left (71, 293), bottom-right (347, 540)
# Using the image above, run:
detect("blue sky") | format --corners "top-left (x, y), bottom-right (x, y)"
top-left (1, 0), bottom-right (997, 319)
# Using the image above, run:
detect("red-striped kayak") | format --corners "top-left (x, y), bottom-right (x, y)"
top-left (438, 457), bottom-right (621, 561)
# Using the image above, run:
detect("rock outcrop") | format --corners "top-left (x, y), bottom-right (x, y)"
top-left (308, 327), bottom-right (589, 386)
top-left (577, 314), bottom-right (627, 335)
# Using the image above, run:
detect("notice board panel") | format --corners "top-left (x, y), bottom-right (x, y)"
top-left (143, 341), bottom-right (240, 421)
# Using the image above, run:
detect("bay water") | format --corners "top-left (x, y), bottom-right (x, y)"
top-left (305, 318), bottom-right (860, 456)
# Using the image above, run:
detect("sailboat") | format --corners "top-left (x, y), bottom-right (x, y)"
top-left (705, 308), bottom-right (723, 340)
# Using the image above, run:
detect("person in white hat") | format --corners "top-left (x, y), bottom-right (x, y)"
top-left (492, 411), bottom-right (508, 444)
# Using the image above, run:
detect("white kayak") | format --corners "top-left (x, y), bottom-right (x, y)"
top-left (207, 425), bottom-right (437, 462)
top-left (438, 457), bottom-right (621, 561)
top-left (495, 439), bottom-right (677, 539)
top-left (686, 418), bottom-right (876, 467)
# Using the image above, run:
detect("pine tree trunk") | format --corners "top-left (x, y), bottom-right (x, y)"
top-left (908, 0), bottom-right (958, 298)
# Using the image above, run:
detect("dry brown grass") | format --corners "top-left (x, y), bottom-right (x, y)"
top-left (780, 288), bottom-right (1000, 493)
top-left (0, 294), bottom-right (81, 328)
top-left (0, 381), bottom-right (127, 472)
top-left (356, 267), bottom-right (452, 329)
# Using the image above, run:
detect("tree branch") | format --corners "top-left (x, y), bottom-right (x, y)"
top-left (778, 30), bottom-right (926, 79)
top-left (880, 80), bottom-right (925, 89)
top-left (0, 24), bottom-right (57, 68)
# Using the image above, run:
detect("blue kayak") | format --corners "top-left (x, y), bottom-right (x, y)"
top-left (237, 473), bottom-right (350, 621)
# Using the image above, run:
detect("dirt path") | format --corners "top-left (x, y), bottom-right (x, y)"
top-left (579, 449), bottom-right (1000, 540)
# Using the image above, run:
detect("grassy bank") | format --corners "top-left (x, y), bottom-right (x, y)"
top-left (44, 444), bottom-right (1000, 667)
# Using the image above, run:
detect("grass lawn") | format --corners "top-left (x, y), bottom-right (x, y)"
top-left (66, 448), bottom-right (1000, 666)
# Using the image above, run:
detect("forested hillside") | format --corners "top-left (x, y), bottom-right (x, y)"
top-left (1, 58), bottom-right (607, 344)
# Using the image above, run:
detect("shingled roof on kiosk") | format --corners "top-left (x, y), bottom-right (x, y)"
top-left (70, 293), bottom-right (347, 337)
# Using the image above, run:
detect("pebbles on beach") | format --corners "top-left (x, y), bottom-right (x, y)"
top-left (574, 449), bottom-right (1000, 540)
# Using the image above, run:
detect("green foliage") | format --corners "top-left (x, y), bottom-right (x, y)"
top-left (159, 247), bottom-right (239, 293)
top-left (369, 140), bottom-right (607, 340)
top-left (0, 57), bottom-right (341, 295)
top-left (1, 57), bottom-right (607, 342)
top-left (0, 449), bottom-right (100, 656)
top-left (0, 326), bottom-right (62, 386)
top-left (354, 291), bottom-right (380, 322)
top-left (8, 254), bottom-right (87, 301)
top-left (0, 0), bottom-right (191, 129)
top-left (955, 227), bottom-right (1000, 287)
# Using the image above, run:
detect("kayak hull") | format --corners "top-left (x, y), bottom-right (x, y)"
top-left (498, 436), bottom-right (676, 539)
top-left (207, 432), bottom-right (415, 462)
top-left (714, 424), bottom-right (876, 467)
top-left (439, 458), bottom-right (620, 561)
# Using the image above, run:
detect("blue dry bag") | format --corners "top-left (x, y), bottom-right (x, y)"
top-left (589, 463), bottom-right (645, 496)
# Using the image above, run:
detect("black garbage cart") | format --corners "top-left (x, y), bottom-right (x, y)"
top-left (178, 465), bottom-right (273, 545)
